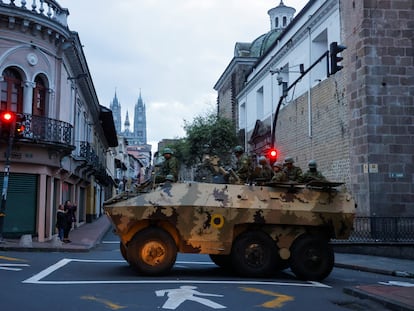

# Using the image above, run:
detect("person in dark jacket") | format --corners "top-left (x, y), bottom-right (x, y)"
top-left (56, 204), bottom-right (67, 241)
top-left (63, 200), bottom-right (77, 243)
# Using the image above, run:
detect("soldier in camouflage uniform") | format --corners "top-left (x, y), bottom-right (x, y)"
top-left (283, 156), bottom-right (303, 182)
top-left (252, 156), bottom-right (274, 183)
top-left (271, 161), bottom-right (288, 182)
top-left (231, 145), bottom-right (252, 184)
top-left (301, 160), bottom-right (327, 183)
top-left (155, 148), bottom-right (179, 183)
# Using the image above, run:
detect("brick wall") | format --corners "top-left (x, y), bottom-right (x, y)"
top-left (274, 77), bottom-right (351, 187)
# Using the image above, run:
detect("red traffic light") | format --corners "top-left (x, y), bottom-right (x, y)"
top-left (1, 111), bottom-right (15, 123)
top-left (266, 148), bottom-right (278, 164)
top-left (269, 149), bottom-right (278, 158)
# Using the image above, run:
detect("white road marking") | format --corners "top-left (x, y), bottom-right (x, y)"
top-left (0, 263), bottom-right (30, 271)
top-left (156, 286), bottom-right (226, 309)
top-left (22, 258), bottom-right (330, 288)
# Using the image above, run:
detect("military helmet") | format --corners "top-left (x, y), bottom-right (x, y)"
top-left (233, 145), bottom-right (244, 153)
top-left (258, 156), bottom-right (267, 164)
top-left (162, 147), bottom-right (173, 155)
top-left (273, 161), bottom-right (283, 168)
top-left (284, 156), bottom-right (294, 164)
top-left (308, 159), bottom-right (317, 168)
top-left (165, 174), bottom-right (175, 182)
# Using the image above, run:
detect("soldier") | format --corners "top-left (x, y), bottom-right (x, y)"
top-left (252, 156), bottom-right (274, 182)
top-left (283, 156), bottom-right (303, 182)
top-left (271, 161), bottom-right (288, 182)
top-left (230, 145), bottom-right (252, 184)
top-left (301, 160), bottom-right (327, 183)
top-left (155, 148), bottom-right (179, 183)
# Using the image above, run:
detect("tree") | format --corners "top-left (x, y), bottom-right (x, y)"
top-left (170, 112), bottom-right (239, 167)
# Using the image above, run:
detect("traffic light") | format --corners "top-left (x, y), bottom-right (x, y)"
top-left (0, 111), bottom-right (15, 140)
top-left (330, 41), bottom-right (346, 75)
top-left (14, 113), bottom-right (26, 139)
top-left (266, 147), bottom-right (278, 164)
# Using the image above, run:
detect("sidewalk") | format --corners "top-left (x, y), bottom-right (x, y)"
top-left (1, 217), bottom-right (413, 310)
top-left (0, 215), bottom-right (112, 252)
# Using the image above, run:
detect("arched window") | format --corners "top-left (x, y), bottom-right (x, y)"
top-left (1, 68), bottom-right (23, 112)
top-left (275, 17), bottom-right (279, 28)
top-left (283, 16), bottom-right (287, 27)
top-left (33, 75), bottom-right (47, 116)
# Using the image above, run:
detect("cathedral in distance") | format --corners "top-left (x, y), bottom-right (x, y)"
top-left (110, 91), bottom-right (152, 166)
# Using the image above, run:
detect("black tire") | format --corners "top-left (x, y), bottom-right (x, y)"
top-left (209, 254), bottom-right (232, 270)
top-left (231, 230), bottom-right (277, 277)
top-left (120, 242), bottom-right (128, 262)
top-left (127, 227), bottom-right (177, 276)
top-left (289, 235), bottom-right (334, 281)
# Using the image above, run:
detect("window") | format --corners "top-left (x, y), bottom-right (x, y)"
top-left (256, 87), bottom-right (264, 119)
top-left (275, 17), bottom-right (279, 28)
top-left (32, 75), bottom-right (47, 116)
top-left (1, 68), bottom-right (23, 112)
top-left (283, 16), bottom-right (287, 27)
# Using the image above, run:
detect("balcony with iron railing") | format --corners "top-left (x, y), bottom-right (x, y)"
top-left (78, 141), bottom-right (112, 186)
top-left (15, 113), bottom-right (74, 150)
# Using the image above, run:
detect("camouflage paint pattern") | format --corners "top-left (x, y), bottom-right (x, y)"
top-left (104, 181), bottom-right (355, 258)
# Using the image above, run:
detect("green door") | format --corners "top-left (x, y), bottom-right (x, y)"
top-left (0, 173), bottom-right (38, 237)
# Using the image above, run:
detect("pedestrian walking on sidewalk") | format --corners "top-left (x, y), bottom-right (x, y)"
top-left (63, 200), bottom-right (77, 243)
top-left (55, 204), bottom-right (66, 241)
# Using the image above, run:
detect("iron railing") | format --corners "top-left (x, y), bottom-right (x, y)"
top-left (337, 217), bottom-right (414, 243)
top-left (19, 113), bottom-right (73, 146)
top-left (78, 141), bottom-right (112, 186)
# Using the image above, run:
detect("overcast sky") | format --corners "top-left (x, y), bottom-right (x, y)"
top-left (58, 0), bottom-right (307, 151)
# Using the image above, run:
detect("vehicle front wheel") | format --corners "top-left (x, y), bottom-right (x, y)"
top-left (127, 227), bottom-right (177, 276)
top-left (120, 242), bottom-right (128, 262)
top-left (231, 230), bottom-right (277, 277)
top-left (289, 235), bottom-right (334, 281)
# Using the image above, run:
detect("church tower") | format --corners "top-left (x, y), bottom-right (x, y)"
top-left (133, 92), bottom-right (147, 145)
top-left (268, 0), bottom-right (295, 31)
top-left (109, 91), bottom-right (122, 134)
top-left (124, 110), bottom-right (131, 136)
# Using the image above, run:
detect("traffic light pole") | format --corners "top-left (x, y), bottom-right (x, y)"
top-left (0, 132), bottom-right (13, 242)
top-left (271, 50), bottom-right (329, 148)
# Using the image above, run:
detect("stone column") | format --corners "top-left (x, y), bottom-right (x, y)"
top-left (23, 80), bottom-right (35, 114)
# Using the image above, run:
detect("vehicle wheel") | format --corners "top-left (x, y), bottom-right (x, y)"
top-left (120, 242), bottom-right (128, 262)
top-left (127, 227), bottom-right (177, 276)
top-left (289, 235), bottom-right (334, 281)
top-left (231, 230), bottom-right (277, 277)
top-left (209, 254), bottom-right (232, 270)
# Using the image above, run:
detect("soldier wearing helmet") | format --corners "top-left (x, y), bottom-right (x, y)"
top-left (301, 160), bottom-right (327, 183)
top-left (155, 148), bottom-right (179, 183)
top-left (252, 156), bottom-right (274, 183)
top-left (283, 156), bottom-right (303, 182)
top-left (271, 161), bottom-right (288, 182)
top-left (230, 145), bottom-right (252, 184)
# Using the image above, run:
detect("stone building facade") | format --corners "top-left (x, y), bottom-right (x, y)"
top-left (342, 0), bottom-right (413, 216)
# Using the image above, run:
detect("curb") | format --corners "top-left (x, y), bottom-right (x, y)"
top-left (335, 262), bottom-right (414, 279)
top-left (343, 287), bottom-right (414, 311)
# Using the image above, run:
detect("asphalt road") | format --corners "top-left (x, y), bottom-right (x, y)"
top-left (0, 230), bottom-right (407, 311)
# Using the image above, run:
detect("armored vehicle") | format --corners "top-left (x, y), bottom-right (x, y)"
top-left (104, 181), bottom-right (355, 281)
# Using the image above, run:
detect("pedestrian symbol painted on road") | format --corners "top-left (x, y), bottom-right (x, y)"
top-left (156, 285), bottom-right (226, 309)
